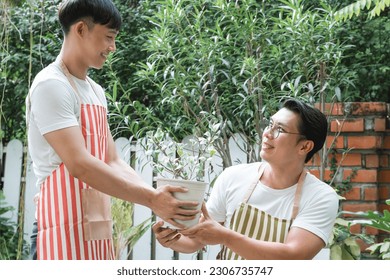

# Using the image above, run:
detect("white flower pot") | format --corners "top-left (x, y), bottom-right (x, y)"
top-left (156, 177), bottom-right (207, 229)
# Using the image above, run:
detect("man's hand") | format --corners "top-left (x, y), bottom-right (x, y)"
top-left (152, 220), bottom-right (182, 248)
top-left (180, 203), bottom-right (226, 245)
top-left (151, 185), bottom-right (199, 229)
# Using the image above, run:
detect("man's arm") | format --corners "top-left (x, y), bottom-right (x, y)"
top-left (44, 126), bottom-right (199, 227)
top-left (181, 204), bottom-right (325, 259)
top-left (218, 226), bottom-right (324, 259)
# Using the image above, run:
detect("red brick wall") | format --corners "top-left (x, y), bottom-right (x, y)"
top-left (308, 102), bottom-right (390, 253)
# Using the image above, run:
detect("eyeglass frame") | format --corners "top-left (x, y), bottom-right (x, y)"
top-left (264, 119), bottom-right (306, 139)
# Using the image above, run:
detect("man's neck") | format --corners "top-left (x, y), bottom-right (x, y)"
top-left (59, 46), bottom-right (88, 80)
top-left (261, 162), bottom-right (304, 190)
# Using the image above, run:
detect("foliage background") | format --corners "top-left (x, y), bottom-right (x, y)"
top-left (0, 0), bottom-right (389, 145)
top-left (0, 0), bottom-right (389, 260)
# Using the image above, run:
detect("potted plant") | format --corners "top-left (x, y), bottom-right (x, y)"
top-left (141, 122), bottom-right (221, 228)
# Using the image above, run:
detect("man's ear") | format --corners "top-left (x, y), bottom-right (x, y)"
top-left (300, 139), bottom-right (314, 155)
top-left (74, 20), bottom-right (87, 37)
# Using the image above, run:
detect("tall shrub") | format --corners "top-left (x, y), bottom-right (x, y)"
top-left (0, 0), bottom-right (61, 143)
top-left (133, 0), bottom-right (355, 167)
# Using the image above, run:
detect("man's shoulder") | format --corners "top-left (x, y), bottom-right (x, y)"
top-left (224, 162), bottom-right (260, 173)
top-left (31, 62), bottom-right (67, 89)
top-left (305, 172), bottom-right (338, 197)
top-left (219, 162), bottom-right (261, 185)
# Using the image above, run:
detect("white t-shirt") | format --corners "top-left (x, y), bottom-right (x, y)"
top-left (206, 162), bottom-right (339, 245)
top-left (26, 57), bottom-right (107, 186)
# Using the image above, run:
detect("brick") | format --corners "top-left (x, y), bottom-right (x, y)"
top-left (356, 239), bottom-right (371, 252)
top-left (363, 187), bottom-right (378, 201)
top-left (365, 226), bottom-right (379, 235)
top-left (347, 136), bottom-right (382, 149)
top-left (323, 169), bottom-right (334, 181)
top-left (349, 102), bottom-right (387, 116)
top-left (379, 155), bottom-right (389, 167)
top-left (379, 203), bottom-right (390, 212)
top-left (334, 153), bottom-right (361, 166)
top-left (330, 118), bottom-right (364, 133)
top-left (314, 103), bottom-right (330, 114)
top-left (378, 235), bottom-right (390, 243)
top-left (384, 136), bottom-right (390, 149)
top-left (322, 103), bottom-right (345, 116)
top-left (344, 169), bottom-right (377, 183)
top-left (349, 223), bottom-right (361, 234)
top-left (344, 187), bottom-right (361, 200)
top-left (342, 202), bottom-right (377, 213)
top-left (374, 118), bottom-right (386, 132)
top-left (326, 136), bottom-right (343, 149)
top-left (378, 170), bottom-right (390, 183)
top-left (378, 186), bottom-right (390, 200)
top-left (307, 168), bottom-right (333, 181)
top-left (308, 169), bottom-right (319, 178)
top-left (320, 102), bottom-right (387, 117)
top-left (365, 154), bottom-right (379, 168)
top-left (307, 153), bottom-right (321, 166)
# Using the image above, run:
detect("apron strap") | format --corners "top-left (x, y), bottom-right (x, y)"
top-left (291, 169), bottom-right (307, 219)
top-left (59, 59), bottom-right (83, 106)
top-left (242, 162), bottom-right (265, 203)
top-left (60, 60), bottom-right (103, 106)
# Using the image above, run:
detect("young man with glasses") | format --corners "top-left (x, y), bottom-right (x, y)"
top-left (153, 98), bottom-right (339, 260)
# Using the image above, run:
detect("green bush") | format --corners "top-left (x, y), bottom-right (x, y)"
top-left (130, 0), bottom-right (356, 167)
top-left (1, 0), bottom-right (61, 143)
top-left (0, 191), bottom-right (28, 260)
top-left (1, 0), bottom-right (389, 144)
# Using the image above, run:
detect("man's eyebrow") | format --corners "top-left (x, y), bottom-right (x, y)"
top-left (108, 29), bottom-right (119, 35)
top-left (270, 117), bottom-right (288, 129)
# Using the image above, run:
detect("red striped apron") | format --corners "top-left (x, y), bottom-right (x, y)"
top-left (36, 61), bottom-right (115, 259)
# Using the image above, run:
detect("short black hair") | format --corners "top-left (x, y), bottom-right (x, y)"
top-left (58, 0), bottom-right (122, 35)
top-left (282, 98), bottom-right (328, 163)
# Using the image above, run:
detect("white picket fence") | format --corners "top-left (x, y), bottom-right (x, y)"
top-left (0, 135), bottom-right (249, 260)
top-left (1, 136), bottom-right (330, 260)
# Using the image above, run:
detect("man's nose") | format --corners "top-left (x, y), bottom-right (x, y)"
top-left (108, 42), bottom-right (116, 52)
top-left (263, 128), bottom-right (275, 139)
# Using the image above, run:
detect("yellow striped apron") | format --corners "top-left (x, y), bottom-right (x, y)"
top-left (218, 163), bottom-right (307, 260)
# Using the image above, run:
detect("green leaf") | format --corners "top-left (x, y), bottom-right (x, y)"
top-left (344, 237), bottom-right (357, 247)
top-left (335, 217), bottom-right (351, 227)
top-left (382, 252), bottom-right (390, 260)
top-left (353, 2), bottom-right (361, 16)
top-left (367, 243), bottom-right (382, 253)
top-left (367, 0), bottom-right (372, 10)
top-left (341, 247), bottom-right (356, 260)
top-left (380, 241), bottom-right (390, 253)
top-left (330, 244), bottom-right (342, 260)
top-left (360, 0), bottom-right (367, 9)
top-left (349, 243), bottom-right (361, 257)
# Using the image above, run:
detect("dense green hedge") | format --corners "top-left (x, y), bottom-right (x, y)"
top-left (0, 0), bottom-right (389, 143)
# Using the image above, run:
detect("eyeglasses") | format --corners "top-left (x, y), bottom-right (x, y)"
top-left (264, 121), bottom-right (304, 139)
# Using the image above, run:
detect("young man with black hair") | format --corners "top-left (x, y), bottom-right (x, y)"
top-left (27, 0), bottom-right (197, 260)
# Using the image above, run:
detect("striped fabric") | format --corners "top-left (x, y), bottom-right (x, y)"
top-left (36, 102), bottom-right (115, 260)
top-left (219, 203), bottom-right (292, 260)
top-left (217, 163), bottom-right (306, 260)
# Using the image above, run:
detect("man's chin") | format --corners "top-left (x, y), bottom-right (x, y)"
top-left (91, 64), bottom-right (104, 70)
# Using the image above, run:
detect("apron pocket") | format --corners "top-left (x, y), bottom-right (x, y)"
top-left (81, 188), bottom-right (113, 241)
